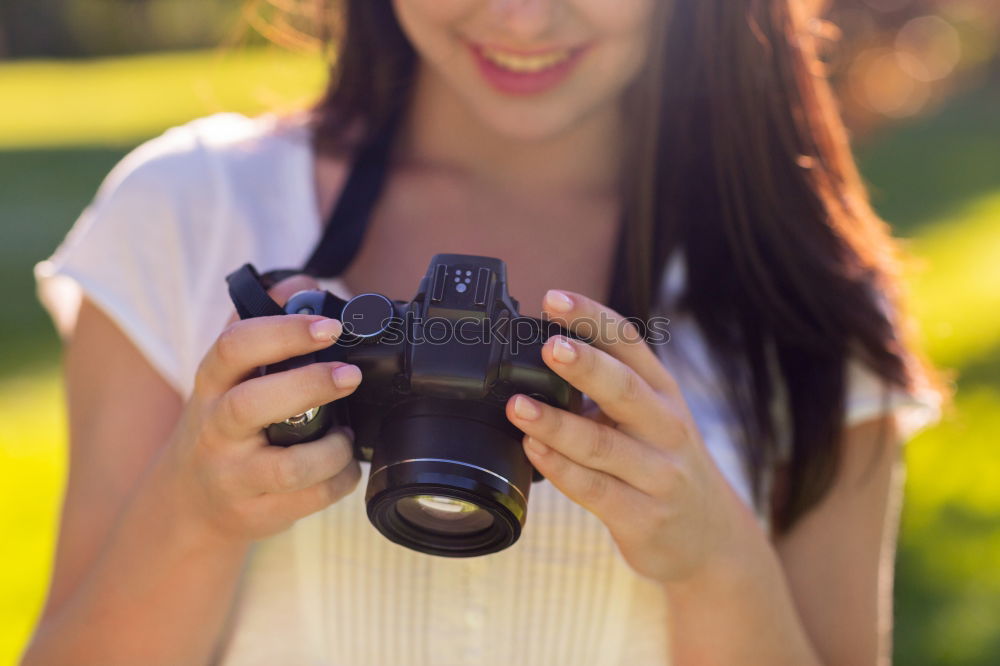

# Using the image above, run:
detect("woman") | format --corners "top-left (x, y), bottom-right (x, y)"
top-left (26, 0), bottom-right (944, 664)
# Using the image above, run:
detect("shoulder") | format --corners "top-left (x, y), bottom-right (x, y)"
top-left (97, 111), bottom-right (312, 208)
top-left (85, 111), bottom-right (325, 281)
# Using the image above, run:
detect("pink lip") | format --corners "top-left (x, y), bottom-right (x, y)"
top-left (466, 42), bottom-right (593, 96)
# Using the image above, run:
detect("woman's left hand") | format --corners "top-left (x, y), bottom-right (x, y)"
top-left (505, 289), bottom-right (762, 586)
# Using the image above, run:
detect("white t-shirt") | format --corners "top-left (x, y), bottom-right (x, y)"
top-left (35, 112), bottom-right (942, 666)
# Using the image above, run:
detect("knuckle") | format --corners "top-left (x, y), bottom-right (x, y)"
top-left (642, 503), bottom-right (671, 535)
top-left (213, 322), bottom-right (245, 368)
top-left (217, 386), bottom-right (255, 433)
top-left (193, 357), bottom-right (213, 396)
top-left (586, 425), bottom-right (616, 463)
top-left (649, 454), bottom-right (680, 499)
top-left (581, 471), bottom-right (610, 505)
top-left (269, 452), bottom-right (306, 491)
top-left (618, 367), bottom-right (643, 404)
top-left (328, 434), bottom-right (356, 469)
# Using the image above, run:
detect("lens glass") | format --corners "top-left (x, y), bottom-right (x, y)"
top-left (394, 494), bottom-right (495, 536)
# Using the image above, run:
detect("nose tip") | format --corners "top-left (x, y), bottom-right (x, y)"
top-left (489, 0), bottom-right (559, 41)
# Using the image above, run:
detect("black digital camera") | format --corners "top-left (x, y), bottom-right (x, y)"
top-left (226, 254), bottom-right (583, 558)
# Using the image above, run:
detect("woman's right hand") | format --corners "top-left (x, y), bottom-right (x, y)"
top-left (161, 275), bottom-right (363, 544)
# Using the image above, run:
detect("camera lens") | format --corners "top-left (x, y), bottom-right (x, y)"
top-left (364, 397), bottom-right (534, 557)
top-left (394, 495), bottom-right (495, 536)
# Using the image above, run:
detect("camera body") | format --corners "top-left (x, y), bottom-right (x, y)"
top-left (227, 254), bottom-right (583, 557)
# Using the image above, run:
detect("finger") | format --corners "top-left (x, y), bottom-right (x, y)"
top-left (542, 290), bottom-right (680, 398)
top-left (540, 335), bottom-right (680, 444)
top-left (196, 314), bottom-right (345, 397)
top-left (507, 394), bottom-right (675, 496)
top-left (261, 458), bottom-right (363, 519)
top-left (522, 434), bottom-right (654, 528)
top-left (212, 361), bottom-right (362, 440)
top-left (248, 427), bottom-right (357, 494)
top-left (269, 274), bottom-right (321, 307)
top-left (581, 400), bottom-right (615, 428)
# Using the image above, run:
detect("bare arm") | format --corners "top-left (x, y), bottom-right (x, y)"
top-left (22, 298), bottom-right (247, 665)
top-left (43, 297), bottom-right (186, 616)
top-left (772, 415), bottom-right (905, 665)
top-left (22, 283), bottom-right (363, 666)
top-left (662, 415), bottom-right (905, 666)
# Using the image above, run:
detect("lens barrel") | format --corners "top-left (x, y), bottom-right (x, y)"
top-left (364, 397), bottom-right (532, 557)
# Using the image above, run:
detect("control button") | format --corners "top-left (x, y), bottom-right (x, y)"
top-left (284, 406), bottom-right (319, 427)
top-left (456, 283), bottom-right (468, 293)
top-left (341, 293), bottom-right (395, 339)
top-left (432, 264), bottom-right (447, 302)
top-left (474, 267), bottom-right (490, 305)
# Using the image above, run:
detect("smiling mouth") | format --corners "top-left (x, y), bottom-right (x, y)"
top-left (477, 46), bottom-right (575, 74)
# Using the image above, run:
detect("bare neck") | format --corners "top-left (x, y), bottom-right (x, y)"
top-left (396, 62), bottom-right (626, 200)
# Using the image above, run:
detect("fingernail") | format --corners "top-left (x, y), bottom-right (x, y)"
top-left (524, 436), bottom-right (549, 456)
top-left (551, 336), bottom-right (578, 364)
top-left (513, 394), bottom-right (541, 421)
top-left (545, 290), bottom-right (574, 313)
top-left (332, 364), bottom-right (362, 388)
top-left (310, 318), bottom-right (343, 342)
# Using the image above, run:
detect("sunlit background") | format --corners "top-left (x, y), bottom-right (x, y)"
top-left (0, 1), bottom-right (998, 664)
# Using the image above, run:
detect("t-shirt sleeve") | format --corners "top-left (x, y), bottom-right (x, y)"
top-left (841, 287), bottom-right (944, 441)
top-left (33, 125), bottom-right (217, 398)
top-left (843, 355), bottom-right (943, 441)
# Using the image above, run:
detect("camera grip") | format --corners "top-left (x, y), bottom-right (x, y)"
top-left (261, 289), bottom-right (351, 447)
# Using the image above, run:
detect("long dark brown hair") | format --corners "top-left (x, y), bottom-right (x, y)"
top-left (255, 0), bottom-right (944, 535)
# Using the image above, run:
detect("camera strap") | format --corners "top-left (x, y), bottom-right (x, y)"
top-left (226, 263), bottom-right (287, 319)
top-left (225, 111), bottom-right (404, 320)
top-left (302, 111), bottom-right (405, 279)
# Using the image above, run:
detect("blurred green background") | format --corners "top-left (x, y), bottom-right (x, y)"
top-left (1, 1), bottom-right (998, 665)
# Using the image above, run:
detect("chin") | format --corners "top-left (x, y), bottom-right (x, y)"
top-left (468, 97), bottom-right (593, 144)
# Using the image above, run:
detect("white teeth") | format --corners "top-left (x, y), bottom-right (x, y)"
top-left (480, 47), bottom-right (572, 73)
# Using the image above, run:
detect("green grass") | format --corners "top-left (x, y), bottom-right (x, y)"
top-left (1, 48), bottom-right (999, 665)
top-left (904, 192), bottom-right (1000, 369)
top-left (0, 376), bottom-right (66, 663)
top-left (0, 46), bottom-right (326, 149)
